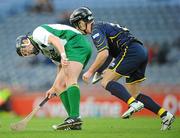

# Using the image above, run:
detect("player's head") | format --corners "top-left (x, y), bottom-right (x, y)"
top-left (16, 35), bottom-right (39, 57)
top-left (70, 7), bottom-right (94, 34)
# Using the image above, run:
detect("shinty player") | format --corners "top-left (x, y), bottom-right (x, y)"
top-left (69, 7), bottom-right (175, 131)
top-left (16, 23), bottom-right (92, 130)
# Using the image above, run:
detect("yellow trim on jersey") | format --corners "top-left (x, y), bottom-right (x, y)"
top-left (107, 69), bottom-right (130, 78)
top-left (96, 37), bottom-right (107, 47)
top-left (158, 108), bottom-right (166, 116)
top-left (112, 46), bottom-right (128, 71)
top-left (116, 39), bottom-right (121, 46)
top-left (98, 46), bottom-right (109, 52)
top-left (126, 77), bottom-right (146, 84)
top-left (109, 31), bottom-right (123, 42)
top-left (127, 97), bottom-right (136, 105)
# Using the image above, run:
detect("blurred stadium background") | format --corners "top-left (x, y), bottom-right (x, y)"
top-left (0, 0), bottom-right (180, 118)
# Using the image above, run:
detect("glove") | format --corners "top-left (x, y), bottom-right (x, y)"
top-left (92, 72), bottom-right (103, 84)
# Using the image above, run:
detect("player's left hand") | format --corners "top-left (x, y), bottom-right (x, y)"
top-left (82, 71), bottom-right (93, 84)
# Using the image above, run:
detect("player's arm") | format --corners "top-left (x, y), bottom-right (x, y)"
top-left (90, 27), bottom-right (110, 73)
top-left (88, 49), bottom-right (109, 74)
top-left (33, 26), bottom-right (68, 66)
top-left (83, 49), bottom-right (109, 83)
top-left (52, 65), bottom-right (61, 88)
top-left (48, 35), bottom-right (67, 60)
top-left (83, 27), bottom-right (109, 83)
top-left (46, 65), bottom-right (62, 98)
top-left (96, 55), bottom-right (113, 73)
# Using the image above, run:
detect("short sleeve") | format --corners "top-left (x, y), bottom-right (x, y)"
top-left (91, 27), bottom-right (109, 52)
top-left (32, 26), bottom-right (52, 45)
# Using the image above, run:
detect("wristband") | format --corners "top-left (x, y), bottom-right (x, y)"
top-left (61, 52), bottom-right (66, 57)
top-left (61, 52), bottom-right (68, 61)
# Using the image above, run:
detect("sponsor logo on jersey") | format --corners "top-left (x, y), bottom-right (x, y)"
top-left (92, 33), bottom-right (100, 39)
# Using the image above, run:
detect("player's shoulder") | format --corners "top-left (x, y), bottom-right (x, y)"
top-left (92, 21), bottom-right (105, 34)
top-left (35, 24), bottom-right (81, 34)
top-left (93, 21), bottom-right (115, 32)
top-left (33, 24), bottom-right (48, 35)
top-left (93, 21), bottom-right (109, 29)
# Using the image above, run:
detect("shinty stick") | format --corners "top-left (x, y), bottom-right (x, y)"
top-left (10, 93), bottom-right (56, 131)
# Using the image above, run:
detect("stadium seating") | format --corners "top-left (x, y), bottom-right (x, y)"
top-left (0, 0), bottom-right (179, 91)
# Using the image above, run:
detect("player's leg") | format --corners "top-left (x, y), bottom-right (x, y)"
top-left (136, 93), bottom-right (175, 130)
top-left (65, 61), bottom-right (83, 118)
top-left (101, 70), bottom-right (143, 114)
top-left (56, 37), bottom-right (91, 130)
top-left (102, 69), bottom-right (136, 104)
top-left (101, 44), bottom-right (145, 112)
top-left (57, 68), bottom-right (70, 117)
top-left (126, 81), bottom-right (168, 118)
top-left (53, 61), bottom-right (83, 130)
top-left (51, 67), bottom-right (74, 130)
top-left (51, 66), bottom-right (70, 117)
top-left (123, 49), bottom-right (175, 130)
top-left (125, 82), bottom-right (175, 130)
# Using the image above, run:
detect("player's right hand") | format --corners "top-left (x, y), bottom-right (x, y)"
top-left (82, 71), bottom-right (93, 84)
top-left (46, 87), bottom-right (57, 99)
top-left (61, 53), bottom-right (69, 67)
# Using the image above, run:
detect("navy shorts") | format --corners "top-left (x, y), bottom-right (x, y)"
top-left (109, 42), bottom-right (148, 84)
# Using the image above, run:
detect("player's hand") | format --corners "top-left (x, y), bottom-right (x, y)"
top-left (82, 71), bottom-right (93, 84)
top-left (46, 87), bottom-right (57, 99)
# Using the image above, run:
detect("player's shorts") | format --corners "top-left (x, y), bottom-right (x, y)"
top-left (109, 42), bottom-right (148, 84)
top-left (65, 35), bottom-right (92, 68)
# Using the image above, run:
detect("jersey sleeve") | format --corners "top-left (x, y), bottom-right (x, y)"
top-left (91, 27), bottom-right (109, 52)
top-left (32, 26), bottom-right (52, 45)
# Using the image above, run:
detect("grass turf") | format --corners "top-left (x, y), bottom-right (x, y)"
top-left (0, 113), bottom-right (179, 138)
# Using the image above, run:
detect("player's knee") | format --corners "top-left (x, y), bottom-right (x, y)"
top-left (125, 83), bottom-right (140, 97)
top-left (101, 78), bottom-right (110, 88)
top-left (55, 83), bottom-right (66, 92)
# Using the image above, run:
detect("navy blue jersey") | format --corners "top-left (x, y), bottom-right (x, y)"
top-left (91, 21), bottom-right (142, 58)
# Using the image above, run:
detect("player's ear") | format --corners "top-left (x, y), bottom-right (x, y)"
top-left (78, 20), bottom-right (86, 31)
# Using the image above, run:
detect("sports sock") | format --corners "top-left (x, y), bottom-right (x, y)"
top-left (67, 85), bottom-right (80, 118)
top-left (136, 93), bottom-right (167, 117)
top-left (59, 90), bottom-right (70, 116)
top-left (106, 81), bottom-right (135, 104)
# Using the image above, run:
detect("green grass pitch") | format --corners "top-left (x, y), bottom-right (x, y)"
top-left (0, 113), bottom-right (179, 138)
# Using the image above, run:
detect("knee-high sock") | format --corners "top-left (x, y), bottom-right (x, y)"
top-left (106, 81), bottom-right (136, 105)
top-left (67, 85), bottom-right (80, 118)
top-left (136, 93), bottom-right (167, 117)
top-left (59, 90), bottom-right (70, 116)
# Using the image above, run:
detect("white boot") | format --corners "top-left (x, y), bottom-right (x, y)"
top-left (161, 112), bottom-right (175, 131)
top-left (122, 101), bottom-right (144, 119)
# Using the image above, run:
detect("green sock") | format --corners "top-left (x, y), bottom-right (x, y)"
top-left (67, 85), bottom-right (80, 118)
top-left (59, 90), bottom-right (70, 116)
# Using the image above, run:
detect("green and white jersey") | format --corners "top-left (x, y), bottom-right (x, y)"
top-left (32, 24), bottom-right (82, 64)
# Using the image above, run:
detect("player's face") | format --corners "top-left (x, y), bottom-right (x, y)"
top-left (20, 39), bottom-right (36, 57)
top-left (86, 21), bottom-right (94, 34)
